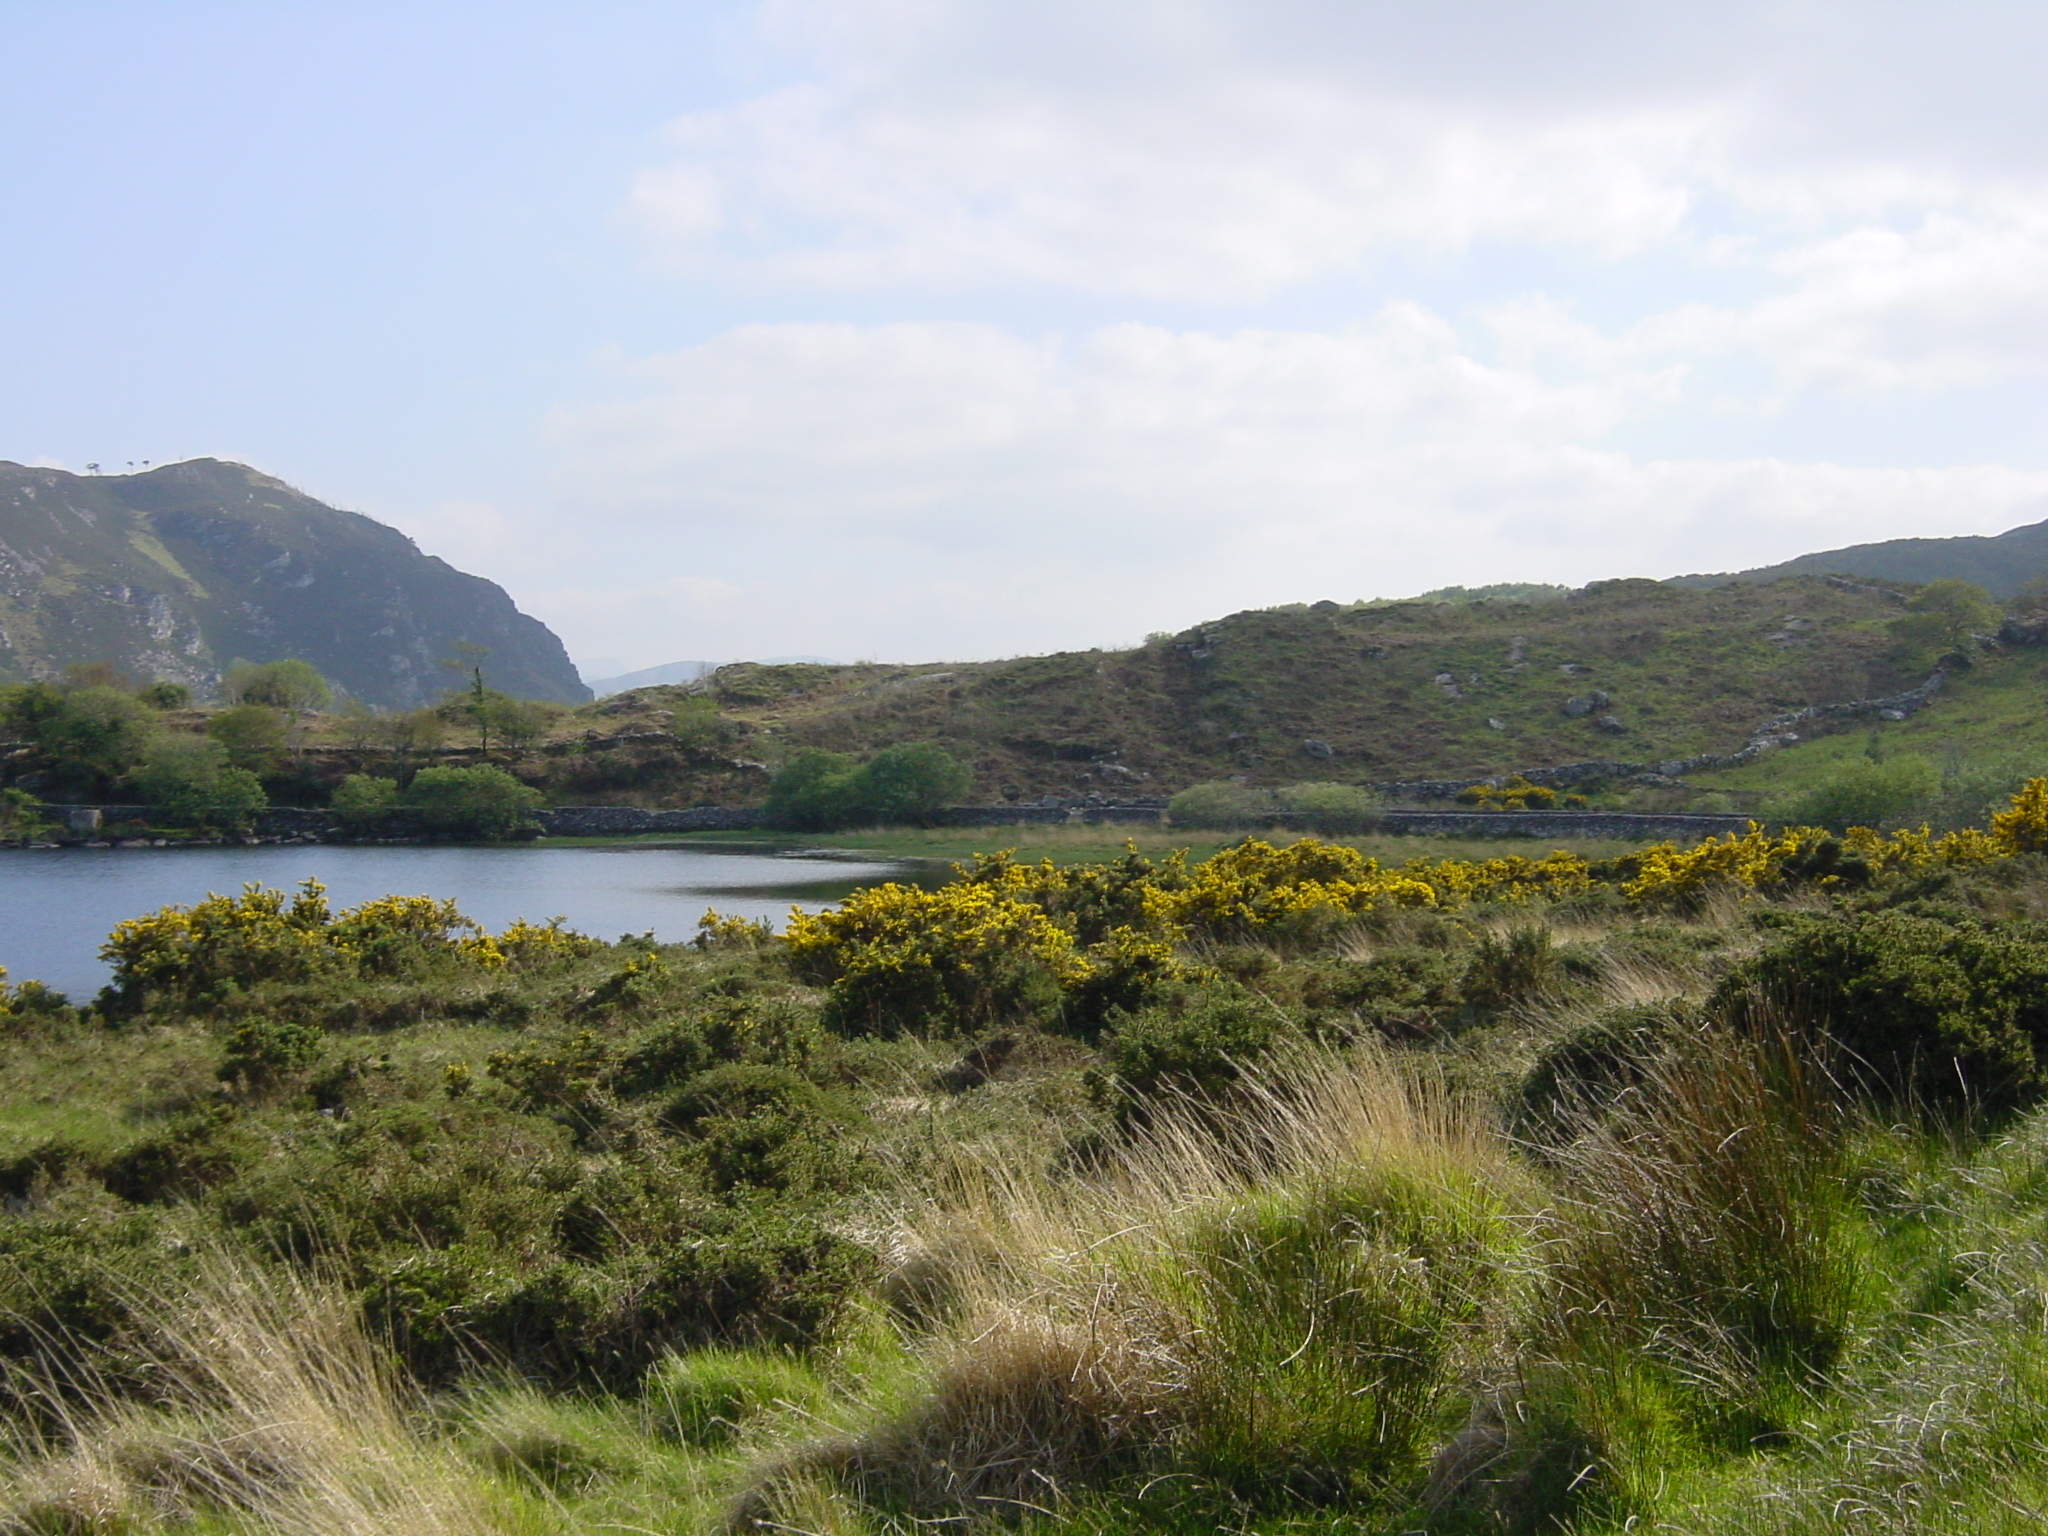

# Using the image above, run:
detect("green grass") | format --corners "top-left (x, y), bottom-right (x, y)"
top-left (1693, 647), bottom-right (2048, 816)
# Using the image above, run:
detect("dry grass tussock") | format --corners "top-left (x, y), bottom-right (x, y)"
top-left (0, 1246), bottom-right (507, 1536)
top-left (736, 1048), bottom-right (1534, 1525)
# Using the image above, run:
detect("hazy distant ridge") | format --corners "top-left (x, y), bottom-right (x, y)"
top-left (1672, 515), bottom-right (2048, 598)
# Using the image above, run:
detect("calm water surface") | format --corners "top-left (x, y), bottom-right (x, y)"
top-left (0, 844), bottom-right (928, 1001)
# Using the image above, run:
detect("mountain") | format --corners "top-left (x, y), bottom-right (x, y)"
top-left (0, 459), bottom-right (589, 707)
top-left (1672, 515), bottom-right (2048, 598)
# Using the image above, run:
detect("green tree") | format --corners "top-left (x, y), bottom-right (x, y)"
top-left (132, 736), bottom-right (267, 829)
top-left (1890, 579), bottom-right (2000, 666)
top-left (403, 764), bottom-right (543, 840)
top-left (223, 659), bottom-right (332, 712)
top-left (38, 687), bottom-right (157, 790)
top-left (0, 682), bottom-right (65, 744)
top-left (206, 705), bottom-right (289, 775)
top-left (763, 749), bottom-right (861, 831)
top-left (851, 742), bottom-right (971, 826)
top-left (763, 743), bottom-right (971, 830)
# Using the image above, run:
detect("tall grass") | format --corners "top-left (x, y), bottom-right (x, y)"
top-left (0, 1245), bottom-right (507, 1536)
top-left (1514, 1020), bottom-right (1875, 1522)
top-left (733, 1047), bottom-right (1535, 1526)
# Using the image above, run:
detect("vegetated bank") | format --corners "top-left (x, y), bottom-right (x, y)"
top-left (7, 787), bottom-right (2048, 1532)
top-left (5, 572), bottom-right (2042, 853)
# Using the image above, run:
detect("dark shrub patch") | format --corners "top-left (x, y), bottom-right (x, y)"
top-left (1711, 910), bottom-right (2048, 1114)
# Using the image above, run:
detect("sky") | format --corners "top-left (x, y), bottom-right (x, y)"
top-left (7, 1), bottom-right (2048, 678)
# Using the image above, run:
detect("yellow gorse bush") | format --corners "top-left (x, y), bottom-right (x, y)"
top-left (100, 880), bottom-right (596, 1003)
top-left (1991, 776), bottom-right (2048, 853)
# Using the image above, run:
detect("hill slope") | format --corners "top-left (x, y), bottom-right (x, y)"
top-left (1674, 514), bottom-right (2048, 598)
top-left (587, 576), bottom-right (1928, 799)
top-left (0, 459), bottom-right (588, 707)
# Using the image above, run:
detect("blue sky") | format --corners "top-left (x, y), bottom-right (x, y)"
top-left (7, 1), bottom-right (2048, 676)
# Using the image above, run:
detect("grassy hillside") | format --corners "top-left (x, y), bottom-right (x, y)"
top-left (576, 575), bottom-right (1922, 801)
top-left (0, 459), bottom-right (589, 707)
top-left (8, 804), bottom-right (2048, 1532)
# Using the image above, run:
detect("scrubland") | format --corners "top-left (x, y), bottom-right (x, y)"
top-left (8, 792), bottom-right (2048, 1533)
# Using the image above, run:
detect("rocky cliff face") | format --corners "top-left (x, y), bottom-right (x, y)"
top-left (0, 459), bottom-right (589, 707)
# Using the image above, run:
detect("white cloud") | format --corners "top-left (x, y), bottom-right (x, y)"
top-left (526, 315), bottom-right (2048, 665)
top-left (530, 2), bottom-right (2048, 667)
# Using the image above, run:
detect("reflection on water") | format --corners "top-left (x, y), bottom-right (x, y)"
top-left (0, 843), bottom-right (937, 1002)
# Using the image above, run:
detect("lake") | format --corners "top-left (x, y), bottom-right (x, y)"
top-left (0, 843), bottom-right (927, 1002)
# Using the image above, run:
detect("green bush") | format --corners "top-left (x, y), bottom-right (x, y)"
top-left (132, 735), bottom-right (267, 828)
top-left (1102, 986), bottom-right (1295, 1129)
top-left (1276, 781), bottom-right (1382, 834)
top-left (763, 742), bottom-right (971, 831)
top-left (217, 1017), bottom-right (325, 1093)
top-left (1462, 926), bottom-right (1564, 1010)
top-left (1712, 910), bottom-right (2048, 1114)
top-left (205, 703), bottom-right (289, 775)
top-left (1166, 781), bottom-right (1273, 829)
top-left (403, 764), bottom-right (543, 840)
top-left (1171, 1167), bottom-right (1508, 1500)
top-left (1785, 755), bottom-right (1940, 833)
top-left (1510, 1002), bottom-right (1689, 1147)
top-left (330, 772), bottom-right (400, 823)
top-left (223, 658), bottom-right (331, 712)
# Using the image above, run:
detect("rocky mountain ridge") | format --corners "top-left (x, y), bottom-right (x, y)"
top-left (0, 459), bottom-right (588, 707)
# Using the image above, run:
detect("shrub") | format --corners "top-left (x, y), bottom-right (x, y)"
top-left (1785, 755), bottom-right (1939, 833)
top-left (1101, 986), bottom-right (1294, 1129)
top-left (1461, 925), bottom-right (1564, 1010)
top-left (136, 679), bottom-right (191, 709)
top-left (1992, 776), bottom-right (2048, 853)
top-left (1510, 1002), bottom-right (1690, 1147)
top-left (1169, 1167), bottom-right (1508, 1500)
top-left (785, 881), bottom-right (1082, 1036)
top-left (761, 748), bottom-right (859, 831)
top-left (0, 786), bottom-right (56, 842)
top-left (132, 735), bottom-right (267, 829)
top-left (1276, 781), bottom-right (1382, 833)
top-left (402, 764), bottom-right (542, 840)
top-left (1167, 781), bottom-right (1273, 829)
top-left (764, 742), bottom-right (971, 830)
top-left (1711, 910), bottom-right (2048, 1114)
top-left (1534, 1027), bottom-right (1868, 1496)
top-left (330, 772), bottom-right (399, 824)
top-left (217, 1017), bottom-right (325, 1093)
top-left (223, 658), bottom-right (331, 712)
top-left (205, 704), bottom-right (289, 775)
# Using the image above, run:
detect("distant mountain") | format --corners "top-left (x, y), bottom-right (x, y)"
top-left (1672, 515), bottom-right (2048, 598)
top-left (0, 459), bottom-right (589, 708)
top-left (584, 656), bottom-right (837, 698)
